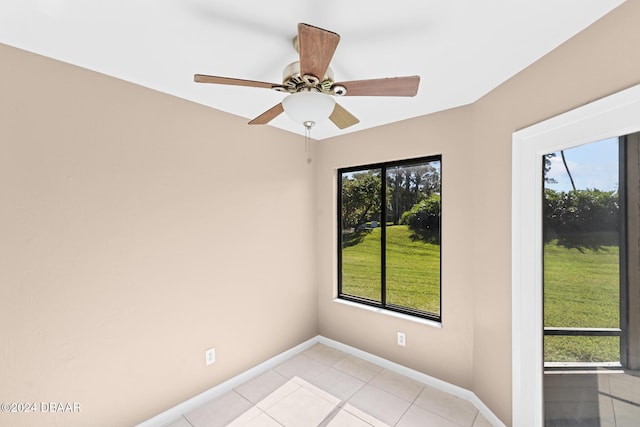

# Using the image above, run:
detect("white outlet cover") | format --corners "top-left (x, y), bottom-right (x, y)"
top-left (205, 348), bottom-right (216, 366)
top-left (397, 332), bottom-right (406, 347)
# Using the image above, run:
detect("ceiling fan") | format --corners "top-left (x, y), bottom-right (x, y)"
top-left (194, 23), bottom-right (420, 130)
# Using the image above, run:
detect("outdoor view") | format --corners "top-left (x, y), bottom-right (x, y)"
top-left (339, 158), bottom-right (441, 319)
top-left (543, 137), bottom-right (621, 363)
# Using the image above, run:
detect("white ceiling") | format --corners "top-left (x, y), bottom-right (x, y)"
top-left (0, 0), bottom-right (624, 140)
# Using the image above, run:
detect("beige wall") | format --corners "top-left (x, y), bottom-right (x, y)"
top-left (0, 44), bottom-right (318, 427)
top-left (317, 1), bottom-right (640, 425)
top-left (3, 1), bottom-right (640, 426)
top-left (316, 106), bottom-right (475, 390)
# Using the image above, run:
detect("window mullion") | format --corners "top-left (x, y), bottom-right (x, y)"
top-left (381, 167), bottom-right (387, 309)
top-left (619, 135), bottom-right (628, 367)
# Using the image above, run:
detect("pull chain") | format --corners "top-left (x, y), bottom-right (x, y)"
top-left (304, 121), bottom-right (314, 164)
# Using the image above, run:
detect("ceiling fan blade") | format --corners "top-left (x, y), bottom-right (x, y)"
top-left (335, 76), bottom-right (420, 97)
top-left (329, 103), bottom-right (360, 129)
top-left (248, 103), bottom-right (284, 125)
top-left (297, 23), bottom-right (340, 81)
top-left (194, 74), bottom-right (279, 89)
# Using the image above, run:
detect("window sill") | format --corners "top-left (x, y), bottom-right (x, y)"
top-left (333, 298), bottom-right (442, 329)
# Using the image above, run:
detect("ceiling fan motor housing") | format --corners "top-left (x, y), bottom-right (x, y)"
top-left (275, 61), bottom-right (346, 96)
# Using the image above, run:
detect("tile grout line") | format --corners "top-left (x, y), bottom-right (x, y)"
top-left (316, 399), bottom-right (348, 427)
top-left (471, 410), bottom-right (479, 427)
top-left (302, 347), bottom-right (390, 426)
top-left (391, 403), bottom-right (412, 427)
top-left (263, 410), bottom-right (284, 427)
top-left (325, 350), bottom-right (426, 427)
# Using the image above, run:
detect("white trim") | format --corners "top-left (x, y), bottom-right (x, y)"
top-left (316, 336), bottom-right (506, 427)
top-left (137, 335), bottom-right (505, 427)
top-left (511, 82), bottom-right (640, 427)
top-left (332, 298), bottom-right (443, 328)
top-left (135, 336), bottom-right (319, 427)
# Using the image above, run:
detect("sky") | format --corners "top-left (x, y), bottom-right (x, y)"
top-left (544, 137), bottom-right (619, 192)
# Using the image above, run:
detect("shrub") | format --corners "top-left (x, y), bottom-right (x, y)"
top-left (400, 194), bottom-right (440, 243)
top-left (544, 188), bottom-right (619, 248)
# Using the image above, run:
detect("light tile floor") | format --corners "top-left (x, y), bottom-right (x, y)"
top-left (165, 343), bottom-right (492, 427)
top-left (544, 369), bottom-right (640, 426)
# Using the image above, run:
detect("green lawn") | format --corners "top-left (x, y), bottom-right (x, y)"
top-left (341, 225), bottom-right (440, 315)
top-left (544, 242), bottom-right (620, 362)
top-left (342, 227), bottom-right (620, 363)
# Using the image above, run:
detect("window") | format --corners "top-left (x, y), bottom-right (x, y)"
top-left (542, 138), bottom-right (625, 367)
top-left (338, 156), bottom-right (442, 321)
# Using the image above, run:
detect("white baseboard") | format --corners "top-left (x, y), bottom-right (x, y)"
top-left (137, 335), bottom-right (505, 427)
top-left (135, 336), bottom-right (320, 427)
top-left (317, 336), bottom-right (506, 427)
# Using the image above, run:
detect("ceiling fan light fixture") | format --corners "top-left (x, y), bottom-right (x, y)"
top-left (282, 91), bottom-right (335, 127)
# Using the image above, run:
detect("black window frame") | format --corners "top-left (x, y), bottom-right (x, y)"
top-left (337, 155), bottom-right (443, 323)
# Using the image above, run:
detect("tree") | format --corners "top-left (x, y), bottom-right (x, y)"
top-left (544, 153), bottom-right (558, 184)
top-left (341, 171), bottom-right (381, 231)
top-left (386, 164), bottom-right (440, 224)
top-left (544, 151), bottom-right (576, 190)
top-left (560, 151), bottom-right (577, 191)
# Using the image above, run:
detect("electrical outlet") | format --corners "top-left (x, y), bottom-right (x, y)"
top-left (205, 347), bottom-right (216, 366)
top-left (397, 332), bottom-right (406, 347)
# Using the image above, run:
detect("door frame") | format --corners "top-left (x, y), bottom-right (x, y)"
top-left (511, 83), bottom-right (640, 426)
